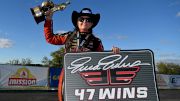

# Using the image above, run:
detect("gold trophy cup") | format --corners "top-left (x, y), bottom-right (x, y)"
top-left (30, 0), bottom-right (70, 24)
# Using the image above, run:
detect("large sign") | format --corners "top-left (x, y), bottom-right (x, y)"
top-left (64, 50), bottom-right (159, 101)
top-left (0, 65), bottom-right (49, 89)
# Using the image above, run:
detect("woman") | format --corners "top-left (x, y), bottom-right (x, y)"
top-left (44, 8), bottom-right (120, 101)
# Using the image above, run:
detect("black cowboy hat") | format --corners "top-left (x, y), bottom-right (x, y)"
top-left (71, 8), bottom-right (100, 28)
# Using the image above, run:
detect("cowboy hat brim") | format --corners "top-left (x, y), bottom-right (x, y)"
top-left (71, 11), bottom-right (100, 28)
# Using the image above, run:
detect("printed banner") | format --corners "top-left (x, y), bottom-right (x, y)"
top-left (49, 67), bottom-right (62, 87)
top-left (157, 74), bottom-right (180, 88)
top-left (64, 50), bottom-right (159, 101)
top-left (0, 65), bottom-right (49, 89)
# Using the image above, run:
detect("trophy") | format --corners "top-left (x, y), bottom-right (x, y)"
top-left (30, 0), bottom-right (70, 24)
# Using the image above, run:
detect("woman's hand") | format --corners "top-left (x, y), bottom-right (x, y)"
top-left (45, 10), bottom-right (53, 20)
top-left (112, 46), bottom-right (120, 54)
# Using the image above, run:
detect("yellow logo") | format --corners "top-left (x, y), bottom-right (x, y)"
top-left (8, 67), bottom-right (37, 86)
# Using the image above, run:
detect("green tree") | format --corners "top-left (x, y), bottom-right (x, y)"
top-left (21, 58), bottom-right (32, 65)
top-left (50, 47), bottom-right (65, 67)
top-left (21, 58), bottom-right (26, 65)
top-left (41, 56), bottom-right (50, 66)
top-left (9, 59), bottom-right (20, 65)
top-left (25, 58), bottom-right (32, 65)
top-left (8, 58), bottom-right (32, 65)
top-left (157, 62), bottom-right (180, 74)
top-left (157, 62), bottom-right (168, 74)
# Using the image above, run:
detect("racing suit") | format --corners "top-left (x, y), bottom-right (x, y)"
top-left (44, 20), bottom-right (104, 101)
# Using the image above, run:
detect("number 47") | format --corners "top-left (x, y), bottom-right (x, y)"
top-left (75, 89), bottom-right (95, 100)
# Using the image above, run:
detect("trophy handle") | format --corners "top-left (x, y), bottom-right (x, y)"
top-left (52, 1), bottom-right (70, 13)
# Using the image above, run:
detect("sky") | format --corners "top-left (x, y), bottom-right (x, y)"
top-left (0, 0), bottom-right (180, 64)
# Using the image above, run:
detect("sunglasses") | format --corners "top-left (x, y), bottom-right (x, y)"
top-left (78, 17), bottom-right (93, 23)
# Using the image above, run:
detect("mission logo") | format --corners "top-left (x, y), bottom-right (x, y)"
top-left (8, 67), bottom-right (37, 86)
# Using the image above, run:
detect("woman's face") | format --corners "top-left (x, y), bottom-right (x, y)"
top-left (77, 16), bottom-right (93, 33)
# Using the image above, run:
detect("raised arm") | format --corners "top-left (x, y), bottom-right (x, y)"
top-left (44, 19), bottom-right (67, 45)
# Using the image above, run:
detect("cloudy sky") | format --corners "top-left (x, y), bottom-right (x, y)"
top-left (0, 0), bottom-right (180, 64)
